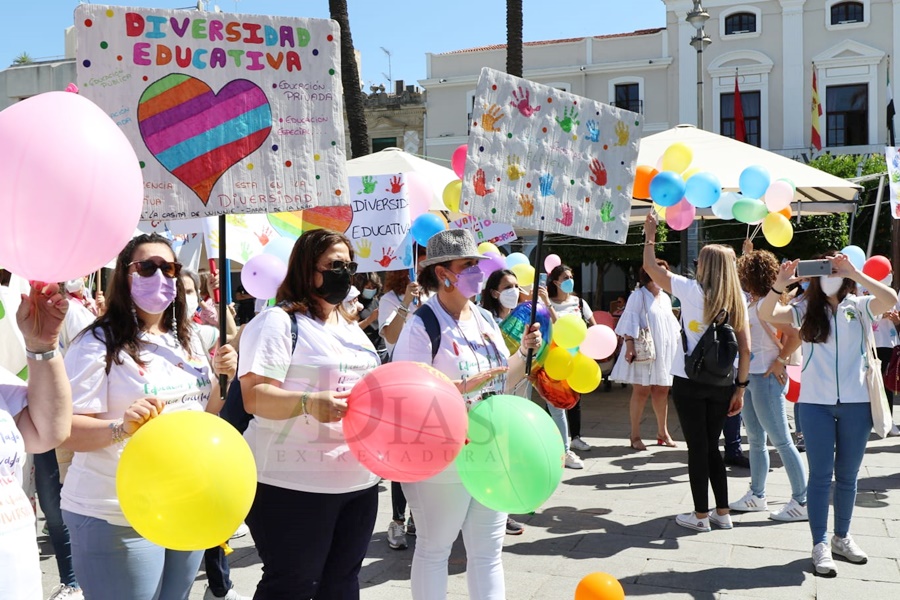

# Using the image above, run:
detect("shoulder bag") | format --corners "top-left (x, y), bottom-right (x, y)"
top-left (859, 309), bottom-right (893, 438)
top-left (632, 290), bottom-right (656, 363)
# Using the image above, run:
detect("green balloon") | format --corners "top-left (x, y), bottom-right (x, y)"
top-left (456, 395), bottom-right (564, 513)
top-left (732, 198), bottom-right (768, 224)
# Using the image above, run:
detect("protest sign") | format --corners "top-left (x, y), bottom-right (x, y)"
top-left (449, 214), bottom-right (516, 247)
top-left (887, 147), bottom-right (900, 218)
top-left (346, 175), bottom-right (414, 272)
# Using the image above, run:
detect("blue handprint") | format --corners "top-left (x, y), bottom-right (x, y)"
top-left (585, 120), bottom-right (600, 143)
top-left (539, 173), bottom-right (557, 197)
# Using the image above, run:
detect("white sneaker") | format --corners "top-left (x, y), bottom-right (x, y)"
top-left (564, 450), bottom-right (584, 469)
top-left (812, 542), bottom-right (837, 577)
top-left (203, 587), bottom-right (250, 600)
top-left (48, 585), bottom-right (83, 600)
top-left (570, 436), bottom-right (592, 451)
top-left (831, 534), bottom-right (868, 564)
top-left (728, 489), bottom-right (768, 512)
top-left (708, 511), bottom-right (733, 529)
top-left (675, 512), bottom-right (710, 532)
top-left (889, 424), bottom-right (900, 437)
top-left (386, 520), bottom-right (408, 550)
top-left (230, 522), bottom-right (249, 539)
top-left (770, 499), bottom-right (808, 522)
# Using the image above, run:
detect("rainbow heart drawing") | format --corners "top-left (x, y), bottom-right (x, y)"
top-left (138, 75), bottom-right (272, 205)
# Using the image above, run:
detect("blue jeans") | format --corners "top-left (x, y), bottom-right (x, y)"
top-left (743, 374), bottom-right (807, 503)
top-left (34, 450), bottom-right (77, 588)
top-left (545, 402), bottom-right (570, 453)
top-left (63, 510), bottom-right (202, 600)
top-left (723, 413), bottom-right (743, 457)
top-left (799, 402), bottom-right (872, 545)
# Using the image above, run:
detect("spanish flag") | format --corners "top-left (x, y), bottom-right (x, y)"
top-left (811, 67), bottom-right (823, 151)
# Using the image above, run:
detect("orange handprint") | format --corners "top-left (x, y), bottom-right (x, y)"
top-left (517, 193), bottom-right (534, 216)
top-left (255, 226), bottom-right (274, 246)
top-left (480, 103), bottom-right (504, 132)
top-left (474, 169), bottom-right (495, 197)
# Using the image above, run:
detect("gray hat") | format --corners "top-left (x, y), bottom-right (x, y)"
top-left (419, 229), bottom-right (486, 268)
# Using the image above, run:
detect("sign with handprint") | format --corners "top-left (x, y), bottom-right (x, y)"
top-left (887, 147), bottom-right (900, 218)
top-left (76, 5), bottom-right (350, 221)
top-left (347, 174), bottom-right (414, 273)
top-left (460, 68), bottom-right (642, 243)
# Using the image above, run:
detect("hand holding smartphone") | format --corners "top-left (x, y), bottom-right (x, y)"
top-left (795, 259), bottom-right (832, 278)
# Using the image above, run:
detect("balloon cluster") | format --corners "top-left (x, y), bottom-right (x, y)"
top-left (537, 315), bottom-right (615, 395)
top-left (843, 244), bottom-right (893, 286)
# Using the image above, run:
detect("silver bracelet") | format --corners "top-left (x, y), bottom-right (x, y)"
top-left (109, 419), bottom-right (130, 445)
top-left (25, 348), bottom-right (58, 361)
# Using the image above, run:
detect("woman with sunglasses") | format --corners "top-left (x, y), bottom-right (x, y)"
top-left (238, 229), bottom-right (381, 598)
top-left (393, 229), bottom-right (541, 600)
top-left (60, 234), bottom-right (237, 600)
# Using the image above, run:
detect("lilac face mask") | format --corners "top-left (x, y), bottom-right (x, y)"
top-left (452, 265), bottom-right (486, 299)
top-left (131, 270), bottom-right (177, 314)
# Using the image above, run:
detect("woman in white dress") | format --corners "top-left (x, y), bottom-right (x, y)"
top-left (610, 260), bottom-right (681, 450)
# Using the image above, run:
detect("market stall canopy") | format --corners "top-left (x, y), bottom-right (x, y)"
top-left (346, 147), bottom-right (456, 212)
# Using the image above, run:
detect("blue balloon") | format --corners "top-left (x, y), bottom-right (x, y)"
top-left (840, 245), bottom-right (866, 270)
top-left (410, 213), bottom-right (446, 246)
top-left (739, 165), bottom-right (771, 199)
top-left (684, 172), bottom-right (722, 208)
top-left (506, 252), bottom-right (529, 268)
top-left (649, 171), bottom-right (686, 208)
top-left (261, 237), bottom-right (295, 265)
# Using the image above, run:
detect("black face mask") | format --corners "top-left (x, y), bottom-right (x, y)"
top-left (316, 268), bottom-right (352, 305)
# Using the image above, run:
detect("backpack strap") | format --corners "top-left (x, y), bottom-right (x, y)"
top-left (416, 303), bottom-right (497, 363)
top-left (276, 302), bottom-right (300, 354)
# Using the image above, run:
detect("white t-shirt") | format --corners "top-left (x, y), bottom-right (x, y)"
top-left (0, 369), bottom-right (41, 600)
top-left (0, 283), bottom-right (26, 377)
top-left (549, 296), bottom-right (592, 322)
top-left (872, 299), bottom-right (900, 348)
top-left (749, 302), bottom-right (781, 374)
top-left (61, 328), bottom-right (213, 526)
top-left (791, 294), bottom-right (875, 405)
top-left (669, 275), bottom-right (707, 379)
top-left (378, 290), bottom-right (432, 355)
top-left (238, 308), bottom-right (380, 494)
top-left (58, 299), bottom-right (96, 357)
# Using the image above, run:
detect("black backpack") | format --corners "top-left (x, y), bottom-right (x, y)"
top-left (681, 309), bottom-right (738, 387)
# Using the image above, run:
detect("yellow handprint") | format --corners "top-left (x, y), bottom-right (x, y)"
top-left (506, 155), bottom-right (525, 181)
top-left (226, 214), bottom-right (248, 228)
top-left (516, 193), bottom-right (535, 217)
top-left (614, 121), bottom-right (630, 146)
top-left (357, 238), bottom-right (372, 259)
top-left (480, 103), bottom-right (504, 132)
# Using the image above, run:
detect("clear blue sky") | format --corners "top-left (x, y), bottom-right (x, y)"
top-left (1, 0), bottom-right (665, 88)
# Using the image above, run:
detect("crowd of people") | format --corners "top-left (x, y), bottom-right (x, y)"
top-left (1, 222), bottom-right (899, 599)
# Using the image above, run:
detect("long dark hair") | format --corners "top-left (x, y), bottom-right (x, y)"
top-left (86, 234), bottom-right (192, 373)
top-left (547, 264), bottom-right (573, 298)
top-left (481, 269), bottom-right (516, 318)
top-left (799, 251), bottom-right (857, 343)
top-left (276, 229), bottom-right (354, 321)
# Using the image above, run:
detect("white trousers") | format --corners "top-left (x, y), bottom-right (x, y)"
top-left (402, 479), bottom-right (506, 600)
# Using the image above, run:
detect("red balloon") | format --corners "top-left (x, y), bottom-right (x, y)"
top-left (451, 144), bottom-right (468, 179)
top-left (785, 365), bottom-right (801, 402)
top-left (862, 255), bottom-right (891, 281)
top-left (343, 362), bottom-right (468, 482)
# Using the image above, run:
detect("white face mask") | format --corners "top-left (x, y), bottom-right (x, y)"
top-left (185, 293), bottom-right (199, 315)
top-left (498, 287), bottom-right (520, 309)
top-left (819, 276), bottom-right (844, 297)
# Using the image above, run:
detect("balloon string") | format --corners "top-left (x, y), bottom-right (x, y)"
top-left (220, 542), bottom-right (233, 556)
top-left (749, 224), bottom-right (762, 241)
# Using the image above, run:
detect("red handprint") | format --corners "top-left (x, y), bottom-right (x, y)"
top-left (474, 169), bottom-right (495, 197)
top-left (255, 226), bottom-right (274, 246)
top-left (377, 247), bottom-right (396, 268)
top-left (386, 176), bottom-right (404, 194)
top-left (509, 86), bottom-right (541, 117)
top-left (555, 203), bottom-right (574, 227)
top-left (589, 158), bottom-right (607, 186)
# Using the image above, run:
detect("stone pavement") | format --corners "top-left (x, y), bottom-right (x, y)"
top-left (39, 385), bottom-right (900, 598)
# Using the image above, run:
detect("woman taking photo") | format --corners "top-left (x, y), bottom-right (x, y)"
top-left (239, 229), bottom-right (381, 598)
top-left (759, 252), bottom-right (897, 577)
top-left (609, 260), bottom-right (681, 450)
top-left (393, 229), bottom-right (541, 600)
top-left (481, 269), bottom-right (519, 322)
top-left (61, 234), bottom-right (236, 600)
top-left (730, 250), bottom-right (807, 522)
top-left (642, 213), bottom-right (750, 532)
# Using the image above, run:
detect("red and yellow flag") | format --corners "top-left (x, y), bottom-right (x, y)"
top-left (811, 67), bottom-right (823, 151)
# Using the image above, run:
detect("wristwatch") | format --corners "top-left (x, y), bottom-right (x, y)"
top-left (25, 348), bottom-right (58, 361)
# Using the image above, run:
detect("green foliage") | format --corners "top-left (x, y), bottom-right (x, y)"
top-left (12, 52), bottom-right (33, 65)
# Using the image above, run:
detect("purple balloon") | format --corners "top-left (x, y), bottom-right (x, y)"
top-left (241, 254), bottom-right (288, 300)
top-left (479, 251), bottom-right (507, 276)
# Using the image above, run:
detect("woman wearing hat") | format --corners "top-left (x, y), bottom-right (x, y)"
top-left (393, 229), bottom-right (542, 600)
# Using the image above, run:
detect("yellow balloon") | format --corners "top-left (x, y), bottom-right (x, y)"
top-left (117, 411), bottom-right (257, 551)
top-left (552, 314), bottom-right (588, 350)
top-left (661, 142), bottom-right (693, 174)
top-left (652, 203), bottom-right (666, 218)
top-left (567, 353), bottom-right (602, 394)
top-left (510, 263), bottom-right (535, 286)
top-left (762, 212), bottom-right (793, 247)
top-left (544, 347), bottom-right (574, 380)
top-left (682, 168), bottom-right (701, 181)
top-left (443, 180), bottom-right (462, 212)
top-left (478, 242), bottom-right (500, 255)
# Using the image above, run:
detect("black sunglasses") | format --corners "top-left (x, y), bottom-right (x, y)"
top-left (129, 259), bottom-right (182, 279)
top-left (320, 260), bottom-right (358, 275)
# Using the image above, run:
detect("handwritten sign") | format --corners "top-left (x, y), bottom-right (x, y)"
top-left (75, 5), bottom-right (349, 220)
top-left (888, 147), bottom-right (900, 218)
top-left (347, 175), bottom-right (413, 272)
top-left (460, 68), bottom-right (642, 243)
top-left (450, 215), bottom-right (516, 247)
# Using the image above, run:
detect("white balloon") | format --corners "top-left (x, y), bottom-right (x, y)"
top-left (711, 191), bottom-right (741, 220)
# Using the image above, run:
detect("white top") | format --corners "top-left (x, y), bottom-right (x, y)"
top-left (0, 369), bottom-right (41, 600)
top-left (378, 290), bottom-right (432, 355)
top-left (791, 294), bottom-right (875, 405)
top-left (669, 275), bottom-right (708, 380)
top-left (872, 299), bottom-right (900, 348)
top-left (549, 295), bottom-right (592, 322)
top-left (393, 296), bottom-right (510, 483)
top-left (748, 302), bottom-right (781, 374)
top-left (238, 308), bottom-right (380, 494)
top-left (0, 284), bottom-right (26, 377)
top-left (610, 287), bottom-right (681, 387)
top-left (58, 299), bottom-right (96, 357)
top-left (61, 328), bottom-right (213, 526)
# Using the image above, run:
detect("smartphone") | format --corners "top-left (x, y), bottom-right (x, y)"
top-left (538, 273), bottom-right (548, 287)
top-left (796, 259), bottom-right (833, 277)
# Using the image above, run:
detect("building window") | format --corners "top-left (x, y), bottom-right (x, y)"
top-left (614, 83), bottom-right (642, 114)
top-left (724, 13), bottom-right (756, 35)
top-left (826, 84), bottom-right (868, 146)
top-left (372, 137), bottom-right (397, 153)
top-left (720, 91), bottom-right (761, 147)
top-left (830, 2), bottom-right (864, 25)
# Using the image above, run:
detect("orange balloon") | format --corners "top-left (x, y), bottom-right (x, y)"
top-left (575, 572), bottom-right (625, 600)
top-left (778, 206), bottom-right (792, 219)
top-left (633, 165), bottom-right (658, 200)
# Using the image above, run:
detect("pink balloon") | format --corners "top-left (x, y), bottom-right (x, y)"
top-left (580, 325), bottom-right (618, 360)
top-left (544, 254), bottom-right (562, 274)
top-left (240, 254), bottom-right (287, 300)
top-left (405, 172), bottom-right (432, 220)
top-left (786, 364), bottom-right (801, 384)
top-left (0, 92), bottom-right (143, 282)
top-left (451, 144), bottom-right (468, 179)
top-left (665, 198), bottom-right (696, 231)
top-left (479, 251), bottom-right (507, 276)
top-left (764, 180), bottom-right (794, 212)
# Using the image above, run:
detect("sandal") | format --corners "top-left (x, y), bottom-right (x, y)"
top-left (657, 436), bottom-right (677, 448)
top-left (630, 437), bottom-right (647, 451)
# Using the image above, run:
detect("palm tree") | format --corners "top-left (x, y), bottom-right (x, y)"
top-left (12, 52), bottom-right (33, 65)
top-left (329, 0), bottom-right (369, 158)
top-left (506, 0), bottom-right (523, 78)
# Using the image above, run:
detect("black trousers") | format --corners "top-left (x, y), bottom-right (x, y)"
top-left (566, 401), bottom-right (582, 438)
top-left (245, 483), bottom-right (379, 600)
top-left (391, 481), bottom-right (407, 522)
top-left (672, 376), bottom-right (733, 513)
top-left (876, 347), bottom-right (895, 413)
